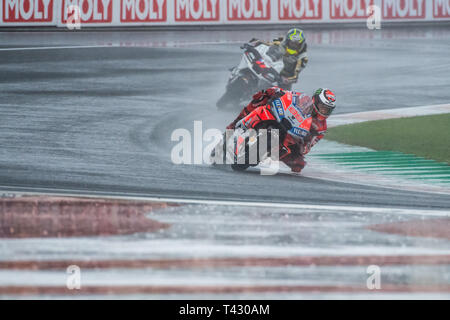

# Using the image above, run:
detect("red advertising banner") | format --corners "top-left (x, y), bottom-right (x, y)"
top-left (433, 0), bottom-right (450, 17)
top-left (330, 0), bottom-right (374, 19)
top-left (120, 0), bottom-right (167, 22)
top-left (174, 0), bottom-right (220, 21)
top-left (3, 0), bottom-right (54, 22)
top-left (278, 0), bottom-right (323, 20)
top-left (382, 0), bottom-right (426, 19)
top-left (227, 0), bottom-right (271, 21)
top-left (2, 0), bottom-right (448, 28)
top-left (61, 0), bottom-right (113, 24)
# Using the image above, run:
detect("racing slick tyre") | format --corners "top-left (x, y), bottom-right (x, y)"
top-left (216, 77), bottom-right (249, 110)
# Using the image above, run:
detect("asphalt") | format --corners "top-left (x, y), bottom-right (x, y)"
top-left (0, 26), bottom-right (449, 209)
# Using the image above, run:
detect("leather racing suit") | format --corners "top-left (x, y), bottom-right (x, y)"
top-left (248, 38), bottom-right (308, 90)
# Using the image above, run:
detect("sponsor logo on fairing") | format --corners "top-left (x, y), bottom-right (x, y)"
top-left (61, 0), bottom-right (112, 24)
top-left (66, 265), bottom-right (81, 290)
top-left (290, 127), bottom-right (308, 138)
top-left (287, 104), bottom-right (307, 123)
top-left (278, 0), bottom-right (322, 20)
top-left (433, 0), bottom-right (450, 18)
top-left (273, 99), bottom-right (284, 116)
top-left (121, 0), bottom-right (167, 22)
top-left (227, 0), bottom-right (271, 21)
top-left (382, 0), bottom-right (425, 19)
top-left (3, 0), bottom-right (53, 22)
top-left (330, 0), bottom-right (374, 19)
top-left (175, 0), bottom-right (219, 21)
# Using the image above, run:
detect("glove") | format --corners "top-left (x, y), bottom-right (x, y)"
top-left (273, 37), bottom-right (283, 43)
top-left (251, 91), bottom-right (267, 104)
top-left (251, 88), bottom-right (281, 106)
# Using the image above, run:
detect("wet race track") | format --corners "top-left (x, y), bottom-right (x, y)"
top-left (0, 26), bottom-right (449, 299)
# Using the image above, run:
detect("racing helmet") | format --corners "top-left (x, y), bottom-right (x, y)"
top-left (312, 88), bottom-right (336, 119)
top-left (282, 28), bottom-right (306, 55)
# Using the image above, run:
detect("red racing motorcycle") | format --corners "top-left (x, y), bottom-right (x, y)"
top-left (211, 91), bottom-right (313, 171)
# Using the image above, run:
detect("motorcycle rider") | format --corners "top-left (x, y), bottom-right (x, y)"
top-left (226, 87), bottom-right (336, 173)
top-left (248, 28), bottom-right (308, 90)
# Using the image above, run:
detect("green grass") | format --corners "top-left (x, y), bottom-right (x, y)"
top-left (326, 114), bottom-right (450, 164)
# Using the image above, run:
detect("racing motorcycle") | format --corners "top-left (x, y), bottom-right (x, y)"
top-left (216, 42), bottom-right (284, 109)
top-left (211, 91), bottom-right (313, 172)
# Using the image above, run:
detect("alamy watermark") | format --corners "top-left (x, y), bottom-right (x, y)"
top-left (171, 121), bottom-right (281, 175)
top-left (367, 5), bottom-right (382, 30)
top-left (66, 265), bottom-right (81, 290)
top-left (66, 5), bottom-right (81, 30)
top-left (366, 265), bottom-right (381, 290)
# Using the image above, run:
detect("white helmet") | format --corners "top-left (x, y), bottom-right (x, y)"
top-left (313, 88), bottom-right (336, 119)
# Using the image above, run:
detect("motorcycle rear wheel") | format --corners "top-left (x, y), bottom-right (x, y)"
top-left (216, 77), bottom-right (252, 109)
top-left (231, 163), bottom-right (250, 171)
top-left (231, 123), bottom-right (283, 172)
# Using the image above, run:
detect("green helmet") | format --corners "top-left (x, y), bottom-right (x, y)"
top-left (282, 28), bottom-right (306, 55)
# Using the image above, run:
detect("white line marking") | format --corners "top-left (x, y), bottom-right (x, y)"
top-left (0, 186), bottom-right (449, 217)
top-left (0, 41), bottom-right (243, 52)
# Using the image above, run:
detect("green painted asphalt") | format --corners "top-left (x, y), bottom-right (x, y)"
top-left (313, 151), bottom-right (450, 184)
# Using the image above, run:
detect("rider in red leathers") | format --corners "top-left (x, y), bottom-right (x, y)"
top-left (226, 87), bottom-right (336, 173)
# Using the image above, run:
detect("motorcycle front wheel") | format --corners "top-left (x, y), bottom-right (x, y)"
top-left (231, 123), bottom-right (283, 172)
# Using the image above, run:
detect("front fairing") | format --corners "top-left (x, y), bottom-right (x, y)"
top-left (271, 94), bottom-right (312, 142)
top-left (234, 44), bottom-right (283, 86)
